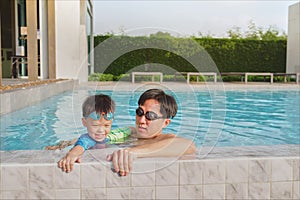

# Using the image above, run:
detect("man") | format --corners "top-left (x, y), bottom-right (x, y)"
top-left (106, 88), bottom-right (196, 176)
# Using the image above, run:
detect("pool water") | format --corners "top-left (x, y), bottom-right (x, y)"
top-left (1, 89), bottom-right (299, 150)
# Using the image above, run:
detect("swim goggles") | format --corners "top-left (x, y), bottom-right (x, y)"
top-left (88, 111), bottom-right (114, 121)
top-left (136, 107), bottom-right (165, 121)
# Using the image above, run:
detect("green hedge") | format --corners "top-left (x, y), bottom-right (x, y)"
top-left (93, 35), bottom-right (286, 75)
top-left (194, 38), bottom-right (286, 73)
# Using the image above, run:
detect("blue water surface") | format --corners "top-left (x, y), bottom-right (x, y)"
top-left (1, 89), bottom-right (299, 150)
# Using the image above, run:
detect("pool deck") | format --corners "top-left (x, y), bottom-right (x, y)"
top-left (1, 78), bottom-right (299, 91)
top-left (78, 80), bottom-right (300, 92)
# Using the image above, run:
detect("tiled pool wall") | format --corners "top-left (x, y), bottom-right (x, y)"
top-left (0, 148), bottom-right (299, 199)
top-left (0, 79), bottom-right (78, 115)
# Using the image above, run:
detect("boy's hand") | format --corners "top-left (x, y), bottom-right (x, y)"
top-left (57, 145), bottom-right (84, 173)
top-left (58, 152), bottom-right (81, 173)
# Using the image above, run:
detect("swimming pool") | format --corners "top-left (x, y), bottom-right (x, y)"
top-left (1, 89), bottom-right (299, 150)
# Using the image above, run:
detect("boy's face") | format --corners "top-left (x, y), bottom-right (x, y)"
top-left (135, 99), bottom-right (170, 139)
top-left (82, 115), bottom-right (113, 142)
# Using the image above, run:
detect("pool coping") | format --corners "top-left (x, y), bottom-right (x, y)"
top-left (1, 144), bottom-right (299, 165)
top-left (1, 147), bottom-right (299, 199)
top-left (0, 79), bottom-right (78, 115)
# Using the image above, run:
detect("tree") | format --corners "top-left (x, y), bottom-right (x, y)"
top-left (227, 26), bottom-right (243, 39)
top-left (149, 31), bottom-right (172, 38)
top-left (259, 26), bottom-right (287, 40)
top-left (197, 31), bottom-right (215, 38)
top-left (227, 20), bottom-right (287, 40)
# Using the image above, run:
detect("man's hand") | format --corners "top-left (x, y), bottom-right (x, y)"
top-left (106, 149), bottom-right (135, 176)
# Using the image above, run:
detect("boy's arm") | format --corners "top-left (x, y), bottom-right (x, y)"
top-left (57, 134), bottom-right (97, 173)
top-left (57, 145), bottom-right (84, 173)
top-left (45, 138), bottom-right (77, 150)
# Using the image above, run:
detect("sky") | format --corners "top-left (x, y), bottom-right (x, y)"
top-left (93, 0), bottom-right (299, 38)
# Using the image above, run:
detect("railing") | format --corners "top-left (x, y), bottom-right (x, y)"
top-left (187, 72), bottom-right (217, 83)
top-left (10, 56), bottom-right (40, 78)
top-left (10, 56), bottom-right (27, 78)
top-left (245, 73), bottom-right (274, 84)
top-left (129, 72), bottom-right (299, 84)
top-left (131, 72), bottom-right (163, 83)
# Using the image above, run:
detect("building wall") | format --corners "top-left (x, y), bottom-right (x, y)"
top-left (55, 0), bottom-right (88, 82)
top-left (287, 2), bottom-right (300, 73)
top-left (0, 0), bottom-right (14, 78)
top-left (39, 0), bottom-right (49, 79)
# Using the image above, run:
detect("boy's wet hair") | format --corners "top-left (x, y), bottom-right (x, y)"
top-left (82, 94), bottom-right (115, 118)
top-left (138, 89), bottom-right (178, 119)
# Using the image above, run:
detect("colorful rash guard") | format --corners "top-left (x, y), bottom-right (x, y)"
top-left (74, 127), bottom-right (131, 150)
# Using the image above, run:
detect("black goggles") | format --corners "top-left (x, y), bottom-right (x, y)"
top-left (135, 107), bottom-right (165, 121)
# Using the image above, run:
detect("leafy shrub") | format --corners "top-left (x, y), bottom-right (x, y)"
top-left (88, 73), bottom-right (114, 81)
top-left (221, 76), bottom-right (245, 82)
top-left (163, 75), bottom-right (175, 82)
top-left (115, 74), bottom-right (130, 81)
top-left (189, 75), bottom-right (202, 82)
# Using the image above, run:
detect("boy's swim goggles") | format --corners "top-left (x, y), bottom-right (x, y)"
top-left (88, 111), bottom-right (114, 120)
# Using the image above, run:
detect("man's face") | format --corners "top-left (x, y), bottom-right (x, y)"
top-left (82, 116), bottom-right (112, 142)
top-left (135, 99), bottom-right (170, 139)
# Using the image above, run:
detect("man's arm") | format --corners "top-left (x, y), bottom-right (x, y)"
top-left (130, 134), bottom-right (196, 158)
top-left (106, 134), bottom-right (196, 176)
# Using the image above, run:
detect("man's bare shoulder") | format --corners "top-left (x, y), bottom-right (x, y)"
top-left (156, 133), bottom-right (176, 140)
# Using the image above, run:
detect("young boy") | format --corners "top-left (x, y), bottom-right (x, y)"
top-left (57, 94), bottom-right (130, 173)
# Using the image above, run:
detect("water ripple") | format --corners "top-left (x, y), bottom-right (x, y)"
top-left (1, 90), bottom-right (299, 150)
